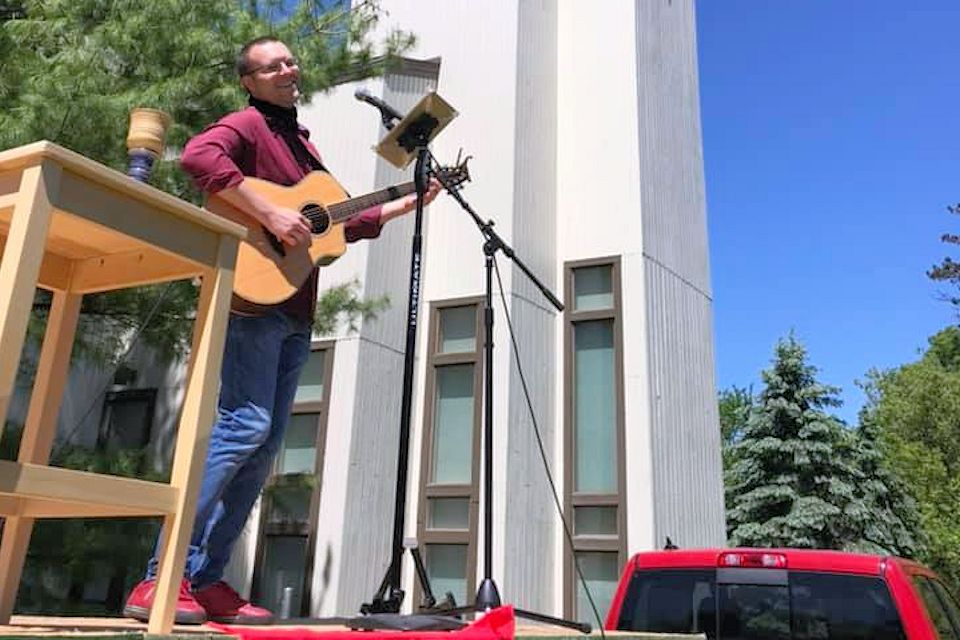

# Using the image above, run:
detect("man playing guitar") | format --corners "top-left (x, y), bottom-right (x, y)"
top-left (123, 35), bottom-right (440, 625)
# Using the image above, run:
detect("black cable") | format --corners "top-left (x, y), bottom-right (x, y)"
top-left (492, 256), bottom-right (607, 639)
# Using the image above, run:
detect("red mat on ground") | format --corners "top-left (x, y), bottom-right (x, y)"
top-left (209, 605), bottom-right (515, 640)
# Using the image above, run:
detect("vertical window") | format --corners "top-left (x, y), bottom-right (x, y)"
top-left (415, 300), bottom-right (483, 610)
top-left (431, 364), bottom-right (475, 485)
top-left (574, 321), bottom-right (617, 493)
top-left (564, 259), bottom-right (625, 623)
top-left (252, 343), bottom-right (333, 619)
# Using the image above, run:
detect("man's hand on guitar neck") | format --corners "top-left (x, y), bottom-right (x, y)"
top-left (217, 180), bottom-right (313, 248)
top-left (379, 177), bottom-right (442, 224)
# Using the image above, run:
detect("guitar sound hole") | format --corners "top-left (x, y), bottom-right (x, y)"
top-left (301, 203), bottom-right (330, 235)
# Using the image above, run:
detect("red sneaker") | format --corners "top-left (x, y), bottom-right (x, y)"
top-left (193, 581), bottom-right (274, 625)
top-left (123, 578), bottom-right (207, 625)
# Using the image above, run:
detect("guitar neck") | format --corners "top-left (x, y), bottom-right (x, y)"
top-left (328, 182), bottom-right (417, 223)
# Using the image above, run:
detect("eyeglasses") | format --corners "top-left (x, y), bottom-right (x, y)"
top-left (243, 58), bottom-right (299, 76)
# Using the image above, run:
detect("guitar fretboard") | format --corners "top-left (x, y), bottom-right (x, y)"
top-left (327, 182), bottom-right (417, 223)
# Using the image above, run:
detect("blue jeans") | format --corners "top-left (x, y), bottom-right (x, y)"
top-left (146, 310), bottom-right (311, 589)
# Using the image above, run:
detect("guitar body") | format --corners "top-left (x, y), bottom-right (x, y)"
top-left (205, 172), bottom-right (349, 305)
top-left (202, 161), bottom-right (468, 305)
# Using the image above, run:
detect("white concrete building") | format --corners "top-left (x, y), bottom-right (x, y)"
top-left (231, 0), bottom-right (724, 623)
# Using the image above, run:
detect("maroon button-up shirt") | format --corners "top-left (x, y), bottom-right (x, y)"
top-left (181, 104), bottom-right (383, 323)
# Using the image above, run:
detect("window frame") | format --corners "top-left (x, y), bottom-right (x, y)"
top-left (562, 256), bottom-right (627, 620)
top-left (413, 297), bottom-right (484, 610)
top-left (250, 339), bottom-right (335, 617)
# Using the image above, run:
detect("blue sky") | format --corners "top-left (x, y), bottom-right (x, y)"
top-left (696, 1), bottom-right (959, 423)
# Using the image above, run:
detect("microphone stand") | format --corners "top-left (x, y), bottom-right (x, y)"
top-left (353, 92), bottom-right (587, 633)
top-left (357, 103), bottom-right (447, 621)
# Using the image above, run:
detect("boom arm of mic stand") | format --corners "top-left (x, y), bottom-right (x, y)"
top-left (480, 225), bottom-right (564, 312)
top-left (426, 150), bottom-right (564, 312)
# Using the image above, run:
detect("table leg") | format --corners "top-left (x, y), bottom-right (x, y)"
top-left (148, 240), bottom-right (236, 634)
top-left (0, 162), bottom-right (60, 430)
top-left (0, 290), bottom-right (80, 622)
top-left (0, 161), bottom-right (60, 623)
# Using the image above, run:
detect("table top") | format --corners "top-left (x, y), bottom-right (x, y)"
top-left (0, 140), bottom-right (247, 293)
top-left (0, 140), bottom-right (245, 239)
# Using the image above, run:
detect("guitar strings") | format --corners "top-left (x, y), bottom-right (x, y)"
top-left (297, 167), bottom-right (463, 226)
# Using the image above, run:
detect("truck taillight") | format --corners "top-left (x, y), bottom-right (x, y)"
top-left (719, 551), bottom-right (788, 569)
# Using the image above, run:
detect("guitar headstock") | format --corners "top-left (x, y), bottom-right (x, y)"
top-left (434, 152), bottom-right (472, 192)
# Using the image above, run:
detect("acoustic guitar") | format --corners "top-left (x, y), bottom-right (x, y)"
top-left (206, 164), bottom-right (469, 305)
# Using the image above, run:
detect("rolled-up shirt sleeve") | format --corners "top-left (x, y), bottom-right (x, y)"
top-left (180, 122), bottom-right (247, 194)
top-left (345, 205), bottom-right (384, 242)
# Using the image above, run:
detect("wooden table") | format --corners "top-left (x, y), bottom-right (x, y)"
top-left (0, 141), bottom-right (245, 633)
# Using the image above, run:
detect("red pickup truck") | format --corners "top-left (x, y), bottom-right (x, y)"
top-left (605, 548), bottom-right (960, 639)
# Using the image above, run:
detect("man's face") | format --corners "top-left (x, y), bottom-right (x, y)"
top-left (241, 41), bottom-right (301, 108)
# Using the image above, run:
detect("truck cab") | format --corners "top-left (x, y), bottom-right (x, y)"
top-left (605, 549), bottom-right (960, 639)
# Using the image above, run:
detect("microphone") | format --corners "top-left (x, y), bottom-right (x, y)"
top-left (354, 88), bottom-right (404, 126)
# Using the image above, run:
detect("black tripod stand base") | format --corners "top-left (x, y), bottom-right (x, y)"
top-left (475, 578), bottom-right (501, 610)
top-left (346, 613), bottom-right (466, 631)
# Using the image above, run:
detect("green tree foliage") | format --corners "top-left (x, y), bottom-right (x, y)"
top-left (718, 386), bottom-right (754, 516)
top-left (718, 385), bottom-right (754, 476)
top-left (725, 335), bottom-right (921, 554)
top-left (863, 327), bottom-right (960, 588)
top-left (1, 0), bottom-right (412, 365)
top-left (719, 385), bottom-right (754, 449)
top-left (314, 278), bottom-right (388, 335)
top-left (0, 0), bottom-right (412, 190)
top-left (849, 401), bottom-right (926, 557)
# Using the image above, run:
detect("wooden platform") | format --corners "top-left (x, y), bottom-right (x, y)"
top-left (0, 616), bottom-right (702, 639)
top-left (0, 614), bottom-right (222, 638)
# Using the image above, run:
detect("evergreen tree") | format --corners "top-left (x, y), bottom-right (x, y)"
top-left (0, 0), bottom-right (411, 188)
top-left (726, 335), bottom-right (865, 549)
top-left (849, 397), bottom-right (925, 557)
